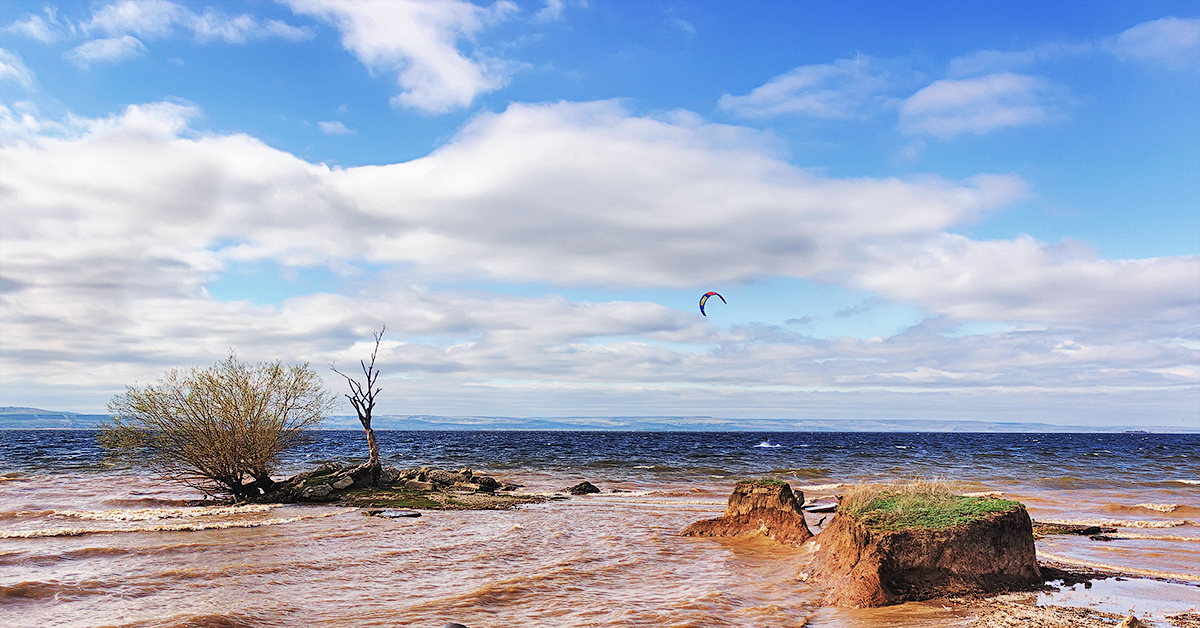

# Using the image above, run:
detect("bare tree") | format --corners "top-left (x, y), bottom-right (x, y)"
top-left (101, 353), bottom-right (332, 501)
top-left (331, 326), bottom-right (386, 485)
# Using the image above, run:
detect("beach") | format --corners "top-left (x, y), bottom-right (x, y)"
top-left (2, 430), bottom-right (1197, 627)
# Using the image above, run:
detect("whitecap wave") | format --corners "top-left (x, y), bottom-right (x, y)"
top-left (1, 511), bottom-right (340, 539)
top-left (1135, 503), bottom-right (1180, 513)
top-left (1170, 479), bottom-right (1200, 485)
top-left (1037, 551), bottom-right (1199, 582)
top-left (1043, 518), bottom-right (1190, 529)
top-left (797, 483), bottom-right (843, 492)
top-left (52, 504), bottom-right (272, 522)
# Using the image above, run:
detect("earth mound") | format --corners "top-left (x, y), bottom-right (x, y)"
top-left (681, 479), bottom-right (813, 546)
top-left (806, 485), bottom-right (1040, 607)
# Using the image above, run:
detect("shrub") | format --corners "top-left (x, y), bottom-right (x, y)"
top-left (101, 353), bottom-right (332, 500)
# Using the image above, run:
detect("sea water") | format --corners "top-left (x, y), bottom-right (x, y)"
top-left (1, 430), bottom-right (1197, 627)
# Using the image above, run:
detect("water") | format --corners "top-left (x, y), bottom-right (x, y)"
top-left (1, 430), bottom-right (1197, 627)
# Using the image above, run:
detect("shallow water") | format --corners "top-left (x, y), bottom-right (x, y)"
top-left (1, 431), bottom-right (1197, 627)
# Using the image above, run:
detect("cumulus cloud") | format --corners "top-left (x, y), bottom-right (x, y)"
top-left (64, 35), bottom-right (147, 68)
top-left (285, 0), bottom-right (518, 113)
top-left (900, 73), bottom-right (1061, 139)
top-left (1, 100), bottom-right (1195, 418)
top-left (718, 56), bottom-right (888, 119)
top-left (0, 49), bottom-right (36, 88)
top-left (1111, 16), bottom-right (1200, 70)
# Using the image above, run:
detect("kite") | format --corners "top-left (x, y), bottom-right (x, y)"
top-left (699, 291), bottom-right (726, 316)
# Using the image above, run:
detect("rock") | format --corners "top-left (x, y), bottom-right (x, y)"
top-left (451, 482), bottom-right (481, 493)
top-left (1089, 534), bottom-right (1116, 541)
top-left (1118, 616), bottom-right (1150, 628)
top-left (681, 479), bottom-right (812, 547)
top-left (1032, 521), bottom-right (1115, 537)
top-left (377, 509), bottom-right (421, 518)
top-left (566, 481), bottom-right (601, 495)
top-left (427, 470), bottom-right (464, 487)
top-left (331, 476), bottom-right (354, 490)
top-left (498, 483), bottom-right (522, 491)
top-left (456, 467), bottom-right (474, 480)
top-left (380, 466), bottom-right (402, 484)
top-left (302, 484), bottom-right (333, 499)
top-left (808, 502), bottom-right (1040, 608)
top-left (404, 480), bottom-right (434, 492)
top-left (443, 624), bottom-right (468, 628)
top-left (474, 475), bottom-right (500, 492)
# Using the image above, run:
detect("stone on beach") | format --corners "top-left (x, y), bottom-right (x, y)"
top-left (680, 479), bottom-right (813, 546)
top-left (566, 481), bottom-right (601, 495)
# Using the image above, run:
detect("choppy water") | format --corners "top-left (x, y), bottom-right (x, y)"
top-left (1, 430), bottom-right (1197, 627)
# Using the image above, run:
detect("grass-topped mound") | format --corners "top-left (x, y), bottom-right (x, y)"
top-left (808, 480), bottom-right (1040, 607)
top-left (842, 481), bottom-right (1022, 531)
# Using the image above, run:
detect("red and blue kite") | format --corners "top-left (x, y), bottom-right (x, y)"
top-left (699, 291), bottom-right (726, 316)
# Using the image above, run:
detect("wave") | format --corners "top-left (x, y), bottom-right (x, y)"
top-left (51, 504), bottom-right (272, 522)
top-left (766, 468), bottom-right (831, 479)
top-left (1041, 518), bottom-right (1192, 529)
top-left (1100, 503), bottom-right (1200, 517)
top-left (1037, 551), bottom-right (1199, 582)
top-left (0, 511), bottom-right (340, 539)
top-left (1108, 532), bottom-right (1200, 543)
top-left (1170, 479), bottom-right (1200, 485)
top-left (796, 483), bottom-right (844, 492)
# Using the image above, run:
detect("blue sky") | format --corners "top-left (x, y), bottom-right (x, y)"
top-left (0, 0), bottom-right (1197, 427)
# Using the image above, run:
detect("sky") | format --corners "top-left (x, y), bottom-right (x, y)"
top-left (0, 0), bottom-right (1197, 428)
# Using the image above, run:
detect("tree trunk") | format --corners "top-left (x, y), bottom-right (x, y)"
top-left (363, 425), bottom-right (382, 486)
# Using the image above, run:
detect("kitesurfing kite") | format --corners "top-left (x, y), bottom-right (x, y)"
top-left (699, 291), bottom-right (726, 316)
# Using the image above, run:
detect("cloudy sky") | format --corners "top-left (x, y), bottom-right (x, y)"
top-left (1, 0), bottom-right (1197, 428)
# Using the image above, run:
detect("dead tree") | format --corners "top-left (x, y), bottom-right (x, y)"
top-left (331, 326), bottom-right (386, 485)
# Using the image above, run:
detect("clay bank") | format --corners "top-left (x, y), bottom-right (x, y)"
top-left (683, 479), bottom-right (1043, 608)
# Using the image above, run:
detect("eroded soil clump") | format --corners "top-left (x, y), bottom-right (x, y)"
top-left (805, 484), bottom-right (1041, 608)
top-left (681, 479), bottom-right (813, 546)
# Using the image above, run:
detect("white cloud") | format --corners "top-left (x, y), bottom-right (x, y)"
top-left (1112, 16), bottom-right (1200, 70)
top-left (1, 100), bottom-right (1194, 419)
top-left (86, 0), bottom-right (183, 38)
top-left (62, 0), bottom-right (313, 66)
top-left (718, 56), bottom-right (888, 119)
top-left (285, 0), bottom-right (518, 113)
top-left (64, 35), bottom-right (147, 68)
top-left (318, 120), bottom-right (354, 135)
top-left (5, 9), bottom-right (62, 43)
top-left (188, 10), bottom-right (313, 44)
top-left (0, 49), bottom-right (36, 88)
top-left (947, 42), bottom-right (1091, 77)
top-left (899, 73), bottom-right (1060, 139)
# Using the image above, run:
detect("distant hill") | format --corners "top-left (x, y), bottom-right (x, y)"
top-left (0, 407), bottom-right (108, 428)
top-left (1, 408), bottom-right (1192, 432)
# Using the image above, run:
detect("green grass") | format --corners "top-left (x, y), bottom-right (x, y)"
top-left (737, 478), bottom-right (789, 487)
top-left (842, 481), bottom-right (1022, 532)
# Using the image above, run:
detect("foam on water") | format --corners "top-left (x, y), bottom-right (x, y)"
top-left (1, 511), bottom-right (343, 539)
top-left (52, 504), bottom-right (273, 521)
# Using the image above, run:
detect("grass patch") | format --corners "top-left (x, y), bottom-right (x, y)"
top-left (341, 489), bottom-right (442, 510)
top-left (737, 478), bottom-right (789, 487)
top-left (842, 481), bottom-right (1022, 532)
